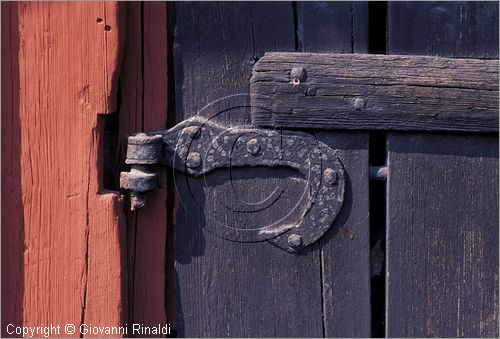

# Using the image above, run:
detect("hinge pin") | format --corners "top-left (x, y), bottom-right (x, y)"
top-left (369, 166), bottom-right (388, 180)
top-left (120, 133), bottom-right (162, 210)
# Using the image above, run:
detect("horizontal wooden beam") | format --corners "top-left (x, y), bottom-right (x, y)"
top-left (250, 52), bottom-right (499, 132)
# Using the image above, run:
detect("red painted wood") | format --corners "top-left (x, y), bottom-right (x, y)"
top-left (1, 2), bottom-right (127, 337)
top-left (1, 3), bottom-right (23, 336)
top-left (119, 3), bottom-right (168, 336)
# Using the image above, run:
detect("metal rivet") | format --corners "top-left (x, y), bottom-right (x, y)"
top-left (186, 152), bottom-right (201, 168)
top-left (184, 126), bottom-right (200, 139)
top-left (290, 67), bottom-right (306, 81)
top-left (324, 168), bottom-right (337, 185)
top-left (353, 97), bottom-right (366, 110)
top-left (288, 234), bottom-right (303, 249)
top-left (246, 138), bottom-right (261, 155)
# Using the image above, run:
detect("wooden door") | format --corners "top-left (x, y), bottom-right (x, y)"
top-left (169, 3), bottom-right (371, 337)
top-left (166, 2), bottom-right (498, 337)
top-left (2, 2), bottom-right (498, 338)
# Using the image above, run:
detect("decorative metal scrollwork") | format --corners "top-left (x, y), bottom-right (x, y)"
top-left (120, 96), bottom-right (345, 253)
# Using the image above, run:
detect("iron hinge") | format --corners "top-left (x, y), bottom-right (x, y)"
top-left (119, 101), bottom-right (345, 253)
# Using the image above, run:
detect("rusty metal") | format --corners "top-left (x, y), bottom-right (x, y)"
top-left (119, 165), bottom-right (158, 210)
top-left (119, 133), bottom-right (162, 210)
top-left (125, 133), bottom-right (163, 164)
top-left (120, 115), bottom-right (346, 252)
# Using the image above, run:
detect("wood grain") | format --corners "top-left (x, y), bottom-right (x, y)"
top-left (170, 3), bottom-right (317, 336)
top-left (296, 4), bottom-right (371, 337)
top-left (1, 3), bottom-right (23, 336)
top-left (386, 134), bottom-right (499, 337)
top-left (386, 4), bottom-right (499, 337)
top-left (171, 2), bottom-right (371, 337)
top-left (296, 1), bottom-right (368, 53)
top-left (2, 2), bottom-right (127, 337)
top-left (387, 2), bottom-right (499, 58)
top-left (118, 2), bottom-right (168, 336)
top-left (317, 132), bottom-right (371, 338)
top-left (251, 52), bottom-right (499, 132)
top-left (131, 2), bottom-right (168, 334)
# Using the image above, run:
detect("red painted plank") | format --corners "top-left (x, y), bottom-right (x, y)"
top-left (1, 3), bottom-right (23, 336)
top-left (119, 3), bottom-right (168, 336)
top-left (1, 2), bottom-right (127, 337)
top-left (132, 2), bottom-right (168, 334)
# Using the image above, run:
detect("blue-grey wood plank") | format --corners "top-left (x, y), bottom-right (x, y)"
top-left (171, 2), bottom-right (321, 337)
top-left (386, 134), bottom-right (499, 337)
top-left (388, 1), bottom-right (499, 58)
top-left (297, 1), bottom-right (368, 53)
top-left (316, 131), bottom-right (371, 338)
top-left (386, 3), bottom-right (499, 337)
top-left (170, 2), bottom-right (372, 337)
top-left (298, 2), bottom-right (371, 337)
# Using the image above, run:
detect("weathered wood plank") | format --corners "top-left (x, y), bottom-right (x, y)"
top-left (317, 132), bottom-right (371, 338)
top-left (388, 2), bottom-right (499, 58)
top-left (296, 3), bottom-right (371, 337)
top-left (119, 5), bottom-right (143, 332)
top-left (250, 52), bottom-right (499, 132)
top-left (171, 2), bottom-right (373, 337)
top-left (386, 4), bottom-right (499, 337)
top-left (171, 2), bottom-right (295, 123)
top-left (386, 134), bottom-right (499, 337)
top-left (175, 173), bottom-right (324, 337)
top-left (136, 3), bottom-right (169, 335)
top-left (297, 1), bottom-right (368, 53)
top-left (170, 3), bottom-right (323, 337)
top-left (2, 2), bottom-right (127, 337)
top-left (1, 3), bottom-right (23, 336)
top-left (119, 2), bottom-right (168, 336)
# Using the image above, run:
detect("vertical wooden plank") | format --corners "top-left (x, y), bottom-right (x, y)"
top-left (2, 2), bottom-right (127, 337)
top-left (118, 3), bottom-right (142, 331)
top-left (386, 2), bottom-right (499, 337)
top-left (118, 2), bottom-right (168, 336)
top-left (387, 2), bottom-right (499, 58)
top-left (316, 132), bottom-right (371, 338)
top-left (143, 2), bottom-right (168, 132)
top-left (171, 2), bottom-right (372, 337)
top-left (1, 3), bottom-right (23, 336)
top-left (85, 5), bottom-right (128, 335)
top-left (171, 2), bottom-right (323, 337)
top-left (171, 2), bottom-right (295, 122)
top-left (133, 1), bottom-right (169, 334)
top-left (386, 134), bottom-right (499, 337)
top-left (299, 2), bottom-right (371, 337)
top-left (299, 1), bottom-right (368, 53)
